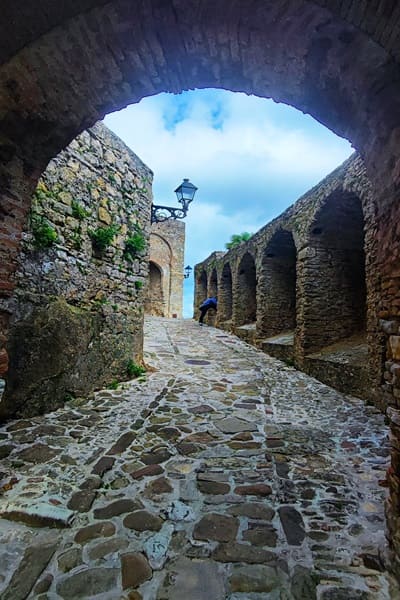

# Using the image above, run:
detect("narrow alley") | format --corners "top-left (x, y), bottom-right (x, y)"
top-left (0, 317), bottom-right (396, 599)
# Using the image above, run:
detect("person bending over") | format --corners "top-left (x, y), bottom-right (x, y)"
top-left (199, 296), bottom-right (217, 325)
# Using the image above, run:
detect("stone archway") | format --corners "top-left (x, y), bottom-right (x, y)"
top-left (1, 1), bottom-right (400, 383)
top-left (145, 261), bottom-right (165, 317)
top-left (194, 270), bottom-right (208, 319)
top-left (235, 252), bottom-right (257, 327)
top-left (1, 1), bottom-right (400, 579)
top-left (219, 263), bottom-right (233, 327)
top-left (297, 190), bottom-right (370, 398)
top-left (300, 191), bottom-right (366, 353)
top-left (258, 229), bottom-right (297, 339)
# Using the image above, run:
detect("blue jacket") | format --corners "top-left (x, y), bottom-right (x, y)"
top-left (200, 297), bottom-right (217, 309)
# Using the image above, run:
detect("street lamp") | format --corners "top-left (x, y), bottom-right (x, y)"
top-left (151, 178), bottom-right (198, 223)
top-left (184, 265), bottom-right (192, 279)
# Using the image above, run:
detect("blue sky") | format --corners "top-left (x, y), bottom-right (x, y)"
top-left (104, 89), bottom-right (353, 317)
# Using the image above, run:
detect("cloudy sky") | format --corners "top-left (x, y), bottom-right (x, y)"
top-left (104, 89), bottom-right (353, 317)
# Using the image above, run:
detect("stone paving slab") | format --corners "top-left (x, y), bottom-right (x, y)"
top-left (0, 317), bottom-right (398, 599)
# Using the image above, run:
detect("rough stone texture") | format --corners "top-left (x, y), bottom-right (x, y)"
top-left (56, 568), bottom-right (118, 598)
top-left (229, 564), bottom-right (282, 593)
top-left (194, 154), bottom-right (377, 401)
top-left (74, 521), bottom-right (116, 544)
top-left (0, 317), bottom-right (396, 597)
top-left (212, 542), bottom-right (276, 564)
top-left (1, 0), bottom-right (400, 578)
top-left (93, 498), bottom-right (140, 519)
top-left (123, 510), bottom-right (163, 532)
top-left (0, 123), bottom-right (152, 419)
top-left (121, 552), bottom-right (152, 589)
top-left (0, 541), bottom-right (57, 600)
top-left (57, 547), bottom-right (83, 573)
top-left (193, 513), bottom-right (239, 542)
top-left (147, 220), bottom-right (185, 318)
top-left (157, 557), bottom-right (226, 600)
top-left (278, 506), bottom-right (306, 546)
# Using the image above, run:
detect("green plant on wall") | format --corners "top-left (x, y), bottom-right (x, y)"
top-left (71, 230), bottom-right (82, 251)
top-left (71, 200), bottom-right (91, 221)
top-left (134, 280), bottom-right (144, 290)
top-left (33, 181), bottom-right (57, 205)
top-left (123, 225), bottom-right (146, 261)
top-left (127, 360), bottom-right (146, 378)
top-left (31, 216), bottom-right (58, 249)
top-left (89, 223), bottom-right (120, 252)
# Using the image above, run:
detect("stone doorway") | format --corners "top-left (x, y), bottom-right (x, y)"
top-left (145, 261), bottom-right (165, 317)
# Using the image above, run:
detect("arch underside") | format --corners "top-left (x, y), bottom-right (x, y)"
top-left (0, 0), bottom-right (399, 171)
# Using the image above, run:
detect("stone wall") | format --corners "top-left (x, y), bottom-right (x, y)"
top-left (0, 123), bottom-right (152, 419)
top-left (194, 153), bottom-right (378, 398)
top-left (147, 220), bottom-right (185, 318)
top-left (2, 0), bottom-right (400, 580)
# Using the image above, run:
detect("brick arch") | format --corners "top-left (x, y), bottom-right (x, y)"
top-left (299, 189), bottom-right (366, 354)
top-left (257, 229), bottom-right (297, 338)
top-left (219, 262), bottom-right (233, 325)
top-left (1, 1), bottom-right (400, 377)
top-left (235, 252), bottom-right (257, 326)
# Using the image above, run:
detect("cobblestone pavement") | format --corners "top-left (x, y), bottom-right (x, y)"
top-left (0, 317), bottom-right (398, 599)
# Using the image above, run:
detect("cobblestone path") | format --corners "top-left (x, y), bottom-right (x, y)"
top-left (0, 317), bottom-right (398, 599)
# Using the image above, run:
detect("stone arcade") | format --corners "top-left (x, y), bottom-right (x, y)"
top-left (1, 0), bottom-right (400, 593)
top-left (195, 154), bottom-right (375, 401)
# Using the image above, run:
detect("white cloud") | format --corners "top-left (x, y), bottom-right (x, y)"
top-left (104, 89), bottom-right (353, 316)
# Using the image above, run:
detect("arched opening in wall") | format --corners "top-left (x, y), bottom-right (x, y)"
top-left (145, 261), bottom-right (165, 317)
top-left (300, 191), bottom-right (368, 395)
top-left (195, 270), bottom-right (208, 319)
top-left (236, 252), bottom-right (257, 335)
top-left (0, 1), bottom-right (397, 413)
top-left (0, 2), bottom-right (397, 588)
top-left (205, 268), bottom-right (218, 326)
top-left (258, 230), bottom-right (296, 360)
top-left (219, 263), bottom-right (233, 327)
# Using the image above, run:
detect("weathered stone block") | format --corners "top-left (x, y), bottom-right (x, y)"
top-left (390, 337), bottom-right (400, 361)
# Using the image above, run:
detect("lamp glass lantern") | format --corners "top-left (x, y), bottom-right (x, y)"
top-left (184, 265), bottom-right (193, 279)
top-left (174, 178), bottom-right (198, 211)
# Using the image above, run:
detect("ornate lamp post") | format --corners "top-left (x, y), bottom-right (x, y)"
top-left (151, 178), bottom-right (198, 223)
top-left (184, 265), bottom-right (192, 279)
